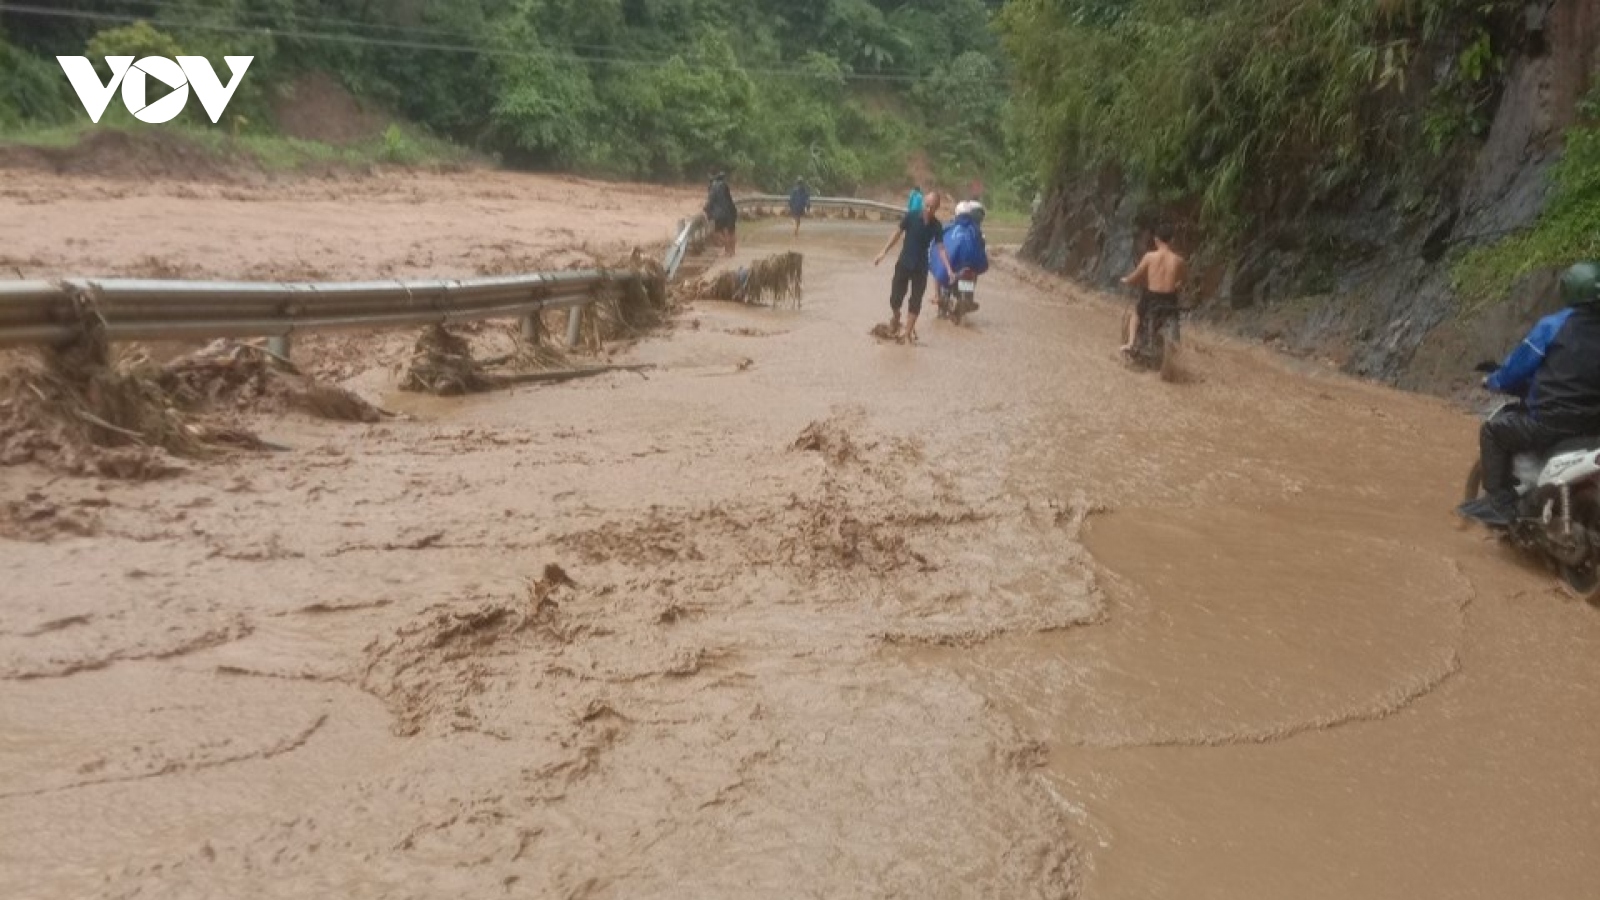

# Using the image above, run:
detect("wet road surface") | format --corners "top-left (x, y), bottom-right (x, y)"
top-left (3, 208), bottom-right (1599, 899)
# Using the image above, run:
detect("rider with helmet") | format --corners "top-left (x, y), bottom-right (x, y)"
top-left (1462, 262), bottom-right (1600, 526)
top-left (930, 200), bottom-right (990, 316)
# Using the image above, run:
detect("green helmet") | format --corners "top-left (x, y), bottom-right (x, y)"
top-left (1560, 261), bottom-right (1600, 306)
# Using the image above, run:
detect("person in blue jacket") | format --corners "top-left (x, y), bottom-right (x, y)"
top-left (930, 201), bottom-right (990, 316)
top-left (789, 178), bottom-right (811, 237)
top-left (1461, 261), bottom-right (1600, 526)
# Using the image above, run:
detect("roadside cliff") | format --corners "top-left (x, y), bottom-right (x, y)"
top-left (1021, 0), bottom-right (1600, 397)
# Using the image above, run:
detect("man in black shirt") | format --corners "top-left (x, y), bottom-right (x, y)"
top-left (874, 192), bottom-right (955, 343)
top-left (704, 172), bottom-right (737, 257)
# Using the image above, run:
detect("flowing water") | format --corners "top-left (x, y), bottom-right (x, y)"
top-left (2, 206), bottom-right (1598, 899)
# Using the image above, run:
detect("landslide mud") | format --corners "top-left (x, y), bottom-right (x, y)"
top-left (3, 178), bottom-right (1599, 899)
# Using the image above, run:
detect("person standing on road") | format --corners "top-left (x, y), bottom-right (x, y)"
top-left (1119, 223), bottom-right (1186, 356)
top-left (907, 184), bottom-right (924, 215)
top-left (789, 178), bottom-right (812, 238)
top-left (704, 172), bottom-right (738, 257)
top-left (875, 192), bottom-right (955, 344)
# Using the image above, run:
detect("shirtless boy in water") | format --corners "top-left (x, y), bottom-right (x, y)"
top-left (1120, 223), bottom-right (1186, 354)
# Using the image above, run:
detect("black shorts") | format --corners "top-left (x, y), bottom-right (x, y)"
top-left (890, 263), bottom-right (930, 316)
top-left (712, 213), bottom-right (737, 233)
top-left (1137, 290), bottom-right (1179, 321)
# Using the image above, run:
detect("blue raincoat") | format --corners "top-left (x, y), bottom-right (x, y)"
top-left (930, 214), bottom-right (989, 287)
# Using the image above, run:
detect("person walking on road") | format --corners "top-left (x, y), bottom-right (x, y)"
top-left (875, 192), bottom-right (955, 344)
top-left (789, 178), bottom-right (812, 237)
top-left (704, 172), bottom-right (738, 257)
top-left (907, 184), bottom-right (924, 215)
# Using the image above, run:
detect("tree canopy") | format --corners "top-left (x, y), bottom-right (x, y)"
top-left (0, 0), bottom-right (1014, 193)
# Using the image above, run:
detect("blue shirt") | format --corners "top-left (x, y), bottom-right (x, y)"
top-left (1488, 307), bottom-right (1575, 406)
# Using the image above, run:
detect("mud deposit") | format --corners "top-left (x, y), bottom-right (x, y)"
top-left (3, 179), bottom-right (1600, 899)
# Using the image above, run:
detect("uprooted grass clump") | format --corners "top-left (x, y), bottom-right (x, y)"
top-left (0, 333), bottom-right (383, 478)
top-left (398, 256), bottom-right (670, 395)
top-left (578, 257), bottom-right (673, 351)
top-left (681, 252), bottom-right (803, 309)
top-left (400, 324), bottom-right (492, 396)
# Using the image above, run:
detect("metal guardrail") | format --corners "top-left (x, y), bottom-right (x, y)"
top-left (661, 216), bottom-right (711, 282)
top-left (2, 193), bottom-right (898, 353)
top-left (0, 270), bottom-right (625, 353)
top-left (736, 195), bottom-right (904, 217)
top-left (659, 195), bottom-right (900, 281)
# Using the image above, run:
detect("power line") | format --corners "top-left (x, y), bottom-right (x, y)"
top-left (87, 0), bottom-right (487, 43)
top-left (0, 2), bottom-right (1012, 86)
top-left (84, 0), bottom-right (1004, 82)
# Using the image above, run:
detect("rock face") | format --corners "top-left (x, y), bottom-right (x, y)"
top-left (1023, 0), bottom-right (1600, 397)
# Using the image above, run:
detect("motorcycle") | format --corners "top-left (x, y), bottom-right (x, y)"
top-left (1463, 361), bottom-right (1600, 602)
top-left (936, 268), bottom-right (980, 325)
top-left (1120, 294), bottom-right (1182, 378)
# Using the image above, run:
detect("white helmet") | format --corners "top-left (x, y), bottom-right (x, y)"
top-left (954, 201), bottom-right (975, 217)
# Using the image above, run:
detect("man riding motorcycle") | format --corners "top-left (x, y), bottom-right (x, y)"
top-left (1460, 261), bottom-right (1600, 527)
top-left (930, 201), bottom-right (990, 317)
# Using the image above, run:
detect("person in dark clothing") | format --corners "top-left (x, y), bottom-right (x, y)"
top-left (873, 192), bottom-right (955, 343)
top-left (789, 178), bottom-right (811, 237)
top-left (704, 172), bottom-right (738, 257)
top-left (1120, 222), bottom-right (1185, 355)
top-left (1461, 261), bottom-right (1600, 526)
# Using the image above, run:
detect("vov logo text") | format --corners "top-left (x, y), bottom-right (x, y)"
top-left (57, 56), bottom-right (254, 124)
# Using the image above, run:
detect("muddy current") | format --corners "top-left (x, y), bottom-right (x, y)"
top-left (3, 179), bottom-right (1599, 899)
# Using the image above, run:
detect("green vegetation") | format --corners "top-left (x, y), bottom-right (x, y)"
top-left (998, 0), bottom-right (1520, 233)
top-left (0, 117), bottom-right (472, 171)
top-left (0, 1), bottom-right (1014, 194)
top-left (1454, 78), bottom-right (1600, 308)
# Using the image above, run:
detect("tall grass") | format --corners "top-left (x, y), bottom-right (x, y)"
top-left (999, 0), bottom-right (1518, 235)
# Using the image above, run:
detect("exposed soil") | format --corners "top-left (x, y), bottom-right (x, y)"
top-left (270, 70), bottom-right (390, 146)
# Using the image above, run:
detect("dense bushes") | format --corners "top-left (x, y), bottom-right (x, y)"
top-left (998, 0), bottom-right (1521, 232)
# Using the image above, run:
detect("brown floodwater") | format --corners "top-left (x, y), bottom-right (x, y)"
top-left (2, 180), bottom-right (1598, 899)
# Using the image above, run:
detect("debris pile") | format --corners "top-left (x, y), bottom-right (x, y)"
top-left (1, 333), bottom-right (382, 477)
top-left (161, 340), bottom-right (385, 422)
top-left (684, 252), bottom-right (803, 309)
top-left (400, 325), bottom-right (491, 396)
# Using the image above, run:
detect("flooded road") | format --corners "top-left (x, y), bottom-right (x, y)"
top-left (3, 193), bottom-right (1599, 898)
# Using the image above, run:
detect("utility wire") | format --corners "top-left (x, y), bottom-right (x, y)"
top-left (0, 2), bottom-right (1011, 86)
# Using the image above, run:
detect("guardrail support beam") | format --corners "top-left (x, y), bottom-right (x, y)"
top-left (521, 314), bottom-right (541, 344)
top-left (268, 334), bottom-right (292, 361)
top-left (565, 306), bottom-right (583, 349)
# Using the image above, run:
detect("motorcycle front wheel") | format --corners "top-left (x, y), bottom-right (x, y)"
top-left (1559, 561), bottom-right (1600, 605)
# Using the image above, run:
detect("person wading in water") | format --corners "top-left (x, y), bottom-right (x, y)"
top-left (874, 192), bottom-right (955, 344)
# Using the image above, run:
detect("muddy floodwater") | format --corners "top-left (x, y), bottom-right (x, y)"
top-left (3, 174), bottom-right (1599, 899)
